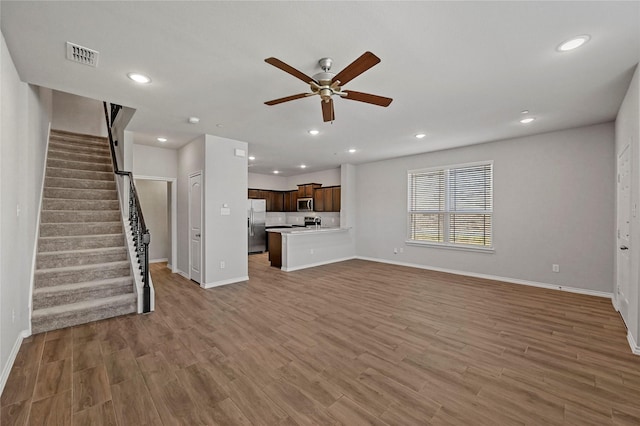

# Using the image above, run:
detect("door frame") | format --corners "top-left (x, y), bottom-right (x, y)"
top-left (188, 170), bottom-right (203, 282)
top-left (615, 145), bottom-right (632, 319)
top-left (134, 175), bottom-right (178, 274)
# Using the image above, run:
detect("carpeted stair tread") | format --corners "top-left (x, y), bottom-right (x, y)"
top-left (50, 129), bottom-right (109, 144)
top-left (31, 294), bottom-right (137, 334)
top-left (49, 141), bottom-right (110, 156)
top-left (42, 198), bottom-right (119, 211)
top-left (38, 233), bottom-right (125, 252)
top-left (34, 260), bottom-right (131, 288)
top-left (46, 167), bottom-right (114, 181)
top-left (48, 149), bottom-right (111, 164)
top-left (33, 277), bottom-right (134, 310)
top-left (47, 158), bottom-right (113, 172)
top-left (36, 246), bottom-right (127, 268)
top-left (40, 222), bottom-right (123, 237)
top-left (41, 210), bottom-right (121, 223)
top-left (45, 177), bottom-right (116, 190)
top-left (43, 187), bottom-right (118, 200)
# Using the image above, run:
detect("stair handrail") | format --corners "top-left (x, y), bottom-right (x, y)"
top-left (103, 101), bottom-right (151, 313)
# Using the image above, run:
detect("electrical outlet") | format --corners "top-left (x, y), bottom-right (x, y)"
top-left (310, 249), bottom-right (314, 255)
top-left (220, 261), bottom-right (225, 269)
top-left (552, 264), bottom-right (560, 273)
top-left (393, 248), bottom-right (398, 254)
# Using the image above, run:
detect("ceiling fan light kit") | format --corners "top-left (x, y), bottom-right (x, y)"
top-left (264, 51), bottom-right (393, 122)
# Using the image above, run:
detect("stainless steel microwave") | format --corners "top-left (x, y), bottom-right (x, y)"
top-left (297, 197), bottom-right (313, 212)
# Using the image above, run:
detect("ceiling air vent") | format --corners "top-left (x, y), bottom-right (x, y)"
top-left (65, 42), bottom-right (99, 67)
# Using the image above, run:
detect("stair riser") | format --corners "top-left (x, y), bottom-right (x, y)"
top-left (36, 249), bottom-right (127, 269)
top-left (38, 234), bottom-right (125, 252)
top-left (43, 199), bottom-right (119, 211)
top-left (48, 150), bottom-right (111, 164)
top-left (35, 264), bottom-right (131, 288)
top-left (32, 299), bottom-right (136, 334)
top-left (49, 141), bottom-right (110, 156)
top-left (47, 167), bottom-right (113, 181)
top-left (33, 282), bottom-right (133, 310)
top-left (45, 177), bottom-right (116, 190)
top-left (41, 211), bottom-right (120, 223)
top-left (40, 223), bottom-right (123, 237)
top-left (44, 187), bottom-right (118, 200)
top-left (48, 158), bottom-right (112, 173)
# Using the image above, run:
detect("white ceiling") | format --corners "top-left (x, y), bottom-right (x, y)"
top-left (2, 1), bottom-right (639, 176)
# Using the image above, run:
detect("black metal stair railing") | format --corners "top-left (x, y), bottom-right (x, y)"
top-left (103, 102), bottom-right (151, 313)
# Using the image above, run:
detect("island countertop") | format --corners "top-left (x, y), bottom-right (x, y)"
top-left (266, 227), bottom-right (348, 235)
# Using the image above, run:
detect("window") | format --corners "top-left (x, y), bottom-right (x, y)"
top-left (407, 161), bottom-right (493, 249)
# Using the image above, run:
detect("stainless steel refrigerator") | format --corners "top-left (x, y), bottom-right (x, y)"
top-left (247, 199), bottom-right (266, 253)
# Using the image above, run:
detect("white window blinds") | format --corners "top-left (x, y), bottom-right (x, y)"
top-left (408, 162), bottom-right (493, 248)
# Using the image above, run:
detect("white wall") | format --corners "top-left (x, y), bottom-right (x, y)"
top-left (133, 144), bottom-right (178, 179)
top-left (203, 135), bottom-right (248, 286)
top-left (177, 136), bottom-right (205, 275)
top-left (1, 32), bottom-right (52, 391)
top-left (287, 168), bottom-right (340, 188)
top-left (51, 90), bottom-right (106, 136)
top-left (248, 167), bottom-right (341, 191)
top-left (355, 123), bottom-right (615, 294)
top-left (135, 180), bottom-right (170, 262)
top-left (615, 65), bottom-right (640, 348)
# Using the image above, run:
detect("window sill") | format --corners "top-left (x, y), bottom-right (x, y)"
top-left (405, 240), bottom-right (495, 253)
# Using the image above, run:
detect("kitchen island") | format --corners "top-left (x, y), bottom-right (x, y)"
top-left (267, 227), bottom-right (354, 271)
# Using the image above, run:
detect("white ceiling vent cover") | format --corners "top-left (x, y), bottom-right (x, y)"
top-left (65, 42), bottom-right (99, 67)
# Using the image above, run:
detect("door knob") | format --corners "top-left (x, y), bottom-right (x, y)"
top-left (620, 245), bottom-right (629, 250)
top-left (195, 233), bottom-right (201, 238)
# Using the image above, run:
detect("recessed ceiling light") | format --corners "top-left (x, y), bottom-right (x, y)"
top-left (308, 130), bottom-right (319, 136)
top-left (273, 170), bottom-right (280, 174)
top-left (300, 164), bottom-right (307, 169)
top-left (348, 148), bottom-right (357, 153)
top-left (415, 133), bottom-right (426, 139)
top-left (521, 110), bottom-right (529, 114)
top-left (557, 35), bottom-right (590, 52)
top-left (157, 137), bottom-right (167, 142)
top-left (216, 124), bottom-right (223, 128)
top-left (520, 117), bottom-right (535, 124)
top-left (127, 73), bottom-right (151, 84)
top-left (248, 156), bottom-right (255, 161)
top-left (188, 117), bottom-right (200, 124)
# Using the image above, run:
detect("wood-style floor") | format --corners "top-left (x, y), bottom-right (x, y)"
top-left (2, 254), bottom-right (640, 425)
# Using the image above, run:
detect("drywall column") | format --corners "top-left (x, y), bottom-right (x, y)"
top-left (202, 135), bottom-right (248, 287)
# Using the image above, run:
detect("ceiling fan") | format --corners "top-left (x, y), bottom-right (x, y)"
top-left (264, 51), bottom-right (393, 122)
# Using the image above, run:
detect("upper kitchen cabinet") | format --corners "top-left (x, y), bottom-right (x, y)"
top-left (313, 186), bottom-right (341, 212)
top-left (283, 190), bottom-right (297, 212)
top-left (297, 183), bottom-right (322, 198)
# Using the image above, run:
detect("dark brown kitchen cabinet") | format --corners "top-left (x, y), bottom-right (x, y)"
top-left (283, 190), bottom-right (297, 212)
top-left (297, 183), bottom-right (321, 198)
top-left (331, 186), bottom-right (341, 212)
top-left (271, 191), bottom-right (284, 212)
top-left (314, 188), bottom-right (325, 212)
top-left (248, 189), bottom-right (259, 199)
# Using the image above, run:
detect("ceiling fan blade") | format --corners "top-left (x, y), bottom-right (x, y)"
top-left (265, 57), bottom-right (318, 85)
top-left (332, 51), bottom-right (381, 86)
top-left (265, 93), bottom-right (311, 106)
top-left (342, 90), bottom-right (393, 107)
top-left (321, 99), bottom-right (335, 122)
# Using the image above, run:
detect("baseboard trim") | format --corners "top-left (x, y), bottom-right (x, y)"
top-left (282, 256), bottom-right (357, 272)
top-left (627, 331), bottom-right (640, 356)
top-left (150, 258), bottom-right (168, 264)
top-left (1, 329), bottom-right (30, 395)
top-left (355, 256), bottom-right (613, 300)
top-left (202, 276), bottom-right (249, 289)
top-left (175, 269), bottom-right (190, 280)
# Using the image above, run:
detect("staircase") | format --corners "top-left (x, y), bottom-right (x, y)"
top-left (32, 129), bottom-right (136, 334)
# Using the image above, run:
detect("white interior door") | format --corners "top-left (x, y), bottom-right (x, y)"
top-left (617, 145), bottom-right (631, 322)
top-left (189, 172), bottom-right (202, 284)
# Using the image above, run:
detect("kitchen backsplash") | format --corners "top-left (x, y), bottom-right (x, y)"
top-left (266, 212), bottom-right (340, 227)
